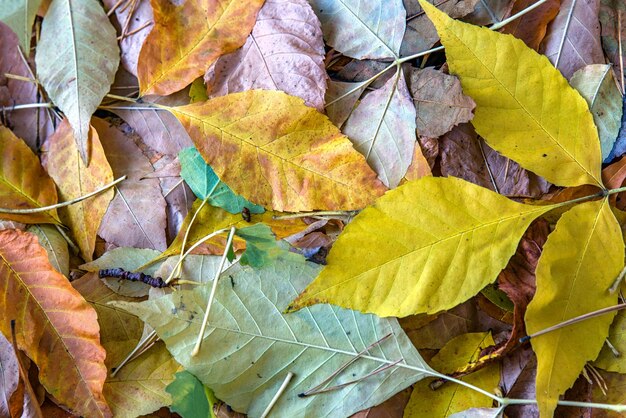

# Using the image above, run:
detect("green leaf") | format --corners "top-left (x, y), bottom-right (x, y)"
top-left (189, 78), bottom-right (209, 104)
top-left (166, 371), bottom-right (216, 418)
top-left (112, 260), bottom-right (431, 417)
top-left (35, 0), bottom-right (119, 164)
top-left (525, 199), bottom-right (624, 417)
top-left (236, 223), bottom-right (304, 268)
top-left (289, 177), bottom-right (555, 317)
top-left (420, 0), bottom-right (603, 188)
top-left (0, 0), bottom-right (43, 52)
top-left (570, 64), bottom-right (623, 162)
top-left (179, 147), bottom-right (264, 214)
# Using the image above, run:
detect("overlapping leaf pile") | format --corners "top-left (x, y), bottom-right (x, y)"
top-left (1, 0), bottom-right (626, 417)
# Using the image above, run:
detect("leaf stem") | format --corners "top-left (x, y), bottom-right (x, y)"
top-left (273, 210), bottom-right (358, 220)
top-left (0, 176), bottom-right (125, 214)
top-left (0, 102), bottom-right (54, 111)
top-left (191, 226), bottom-right (237, 357)
top-left (259, 372), bottom-right (294, 418)
top-left (174, 195), bottom-right (212, 279)
top-left (110, 330), bottom-right (158, 377)
top-left (105, 93), bottom-right (138, 103)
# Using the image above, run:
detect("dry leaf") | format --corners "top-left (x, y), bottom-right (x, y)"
top-left (501, 0), bottom-right (561, 51)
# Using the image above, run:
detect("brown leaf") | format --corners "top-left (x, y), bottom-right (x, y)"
top-left (0, 22), bottom-right (55, 151)
top-left (0, 229), bottom-right (110, 417)
top-left (206, 0), bottom-right (327, 111)
top-left (0, 330), bottom-right (19, 418)
top-left (591, 370), bottom-right (626, 417)
top-left (540, 0), bottom-right (605, 79)
top-left (0, 126), bottom-right (60, 224)
top-left (43, 119), bottom-right (114, 261)
top-left (503, 349), bottom-right (539, 418)
top-left (439, 124), bottom-right (550, 198)
top-left (137, 0), bottom-right (264, 95)
top-left (501, 0), bottom-right (561, 51)
top-left (402, 143), bottom-right (432, 181)
top-left (409, 67), bottom-right (475, 138)
top-left (599, 0), bottom-right (626, 72)
top-left (93, 118), bottom-right (167, 251)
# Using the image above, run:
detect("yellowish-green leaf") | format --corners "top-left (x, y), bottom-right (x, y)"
top-left (420, 0), bottom-right (603, 188)
top-left (525, 199), bottom-right (624, 417)
top-left (0, 126), bottom-right (60, 224)
top-left (404, 332), bottom-right (500, 418)
top-left (595, 310), bottom-right (626, 373)
top-left (43, 119), bottom-right (114, 262)
top-left (0, 0), bottom-right (43, 52)
top-left (288, 176), bottom-right (555, 317)
top-left (27, 224), bottom-right (69, 276)
top-left (167, 90), bottom-right (387, 211)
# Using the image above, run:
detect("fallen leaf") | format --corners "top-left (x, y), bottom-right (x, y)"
top-left (525, 199), bottom-right (623, 417)
top-left (0, 126), bottom-right (60, 224)
top-left (409, 67), bottom-right (475, 139)
top-left (599, 0), bottom-right (626, 71)
top-left (0, 330), bottom-right (19, 418)
top-left (178, 147), bottom-right (264, 214)
top-left (35, 0), bottom-right (119, 163)
top-left (309, 0), bottom-right (405, 59)
top-left (350, 387), bottom-right (411, 418)
top-left (501, 0), bottom-right (561, 51)
top-left (43, 119), bottom-right (114, 261)
top-left (463, 0), bottom-right (514, 26)
top-left (343, 71), bottom-right (416, 188)
top-left (439, 124), bottom-right (550, 198)
top-left (422, 0), bottom-right (603, 188)
top-left (168, 90), bottom-right (387, 211)
top-left (205, 0), bottom-right (327, 111)
top-left (402, 144), bottom-right (432, 181)
top-left (539, 0), bottom-right (605, 79)
top-left (404, 332), bottom-right (500, 418)
top-left (325, 80), bottom-right (368, 129)
top-left (401, 0), bottom-right (479, 58)
top-left (502, 349), bottom-right (538, 418)
top-left (137, 0), bottom-right (264, 95)
top-left (236, 223), bottom-right (304, 268)
top-left (26, 225), bottom-right (69, 276)
top-left (0, 22), bottom-right (54, 151)
top-left (570, 64), bottom-right (623, 161)
top-left (93, 118), bottom-right (168, 251)
top-left (0, 229), bottom-right (110, 417)
top-left (595, 310), bottom-right (626, 372)
top-left (289, 176), bottom-right (556, 317)
top-left (0, 0), bottom-right (43, 52)
top-left (166, 371), bottom-right (214, 418)
top-left (604, 95), bottom-right (626, 162)
top-left (113, 260), bottom-right (431, 417)
top-left (590, 370), bottom-right (626, 417)
top-left (72, 273), bottom-right (181, 417)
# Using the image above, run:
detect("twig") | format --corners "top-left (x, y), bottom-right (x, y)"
top-left (619, 11), bottom-right (625, 93)
top-left (0, 102), bottom-right (54, 111)
top-left (609, 265), bottom-right (626, 293)
top-left (118, 21), bottom-right (153, 40)
top-left (191, 226), bottom-right (236, 357)
top-left (106, 0), bottom-right (126, 16)
top-left (259, 372), bottom-right (295, 418)
top-left (273, 210), bottom-right (358, 220)
top-left (0, 176), bottom-right (125, 214)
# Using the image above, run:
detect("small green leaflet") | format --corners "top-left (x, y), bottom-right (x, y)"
top-left (236, 223), bottom-right (304, 267)
top-left (166, 371), bottom-right (216, 418)
top-left (179, 147), bottom-right (264, 214)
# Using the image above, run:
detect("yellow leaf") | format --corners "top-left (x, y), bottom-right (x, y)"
top-left (595, 310), bottom-right (626, 373)
top-left (138, 0), bottom-right (264, 96)
top-left (167, 90), bottom-right (387, 211)
top-left (288, 176), bottom-right (555, 317)
top-left (525, 199), bottom-right (624, 417)
top-left (159, 199), bottom-right (309, 259)
top-left (43, 119), bottom-right (114, 261)
top-left (420, 0), bottom-right (603, 188)
top-left (404, 332), bottom-right (499, 418)
top-left (0, 127), bottom-right (60, 224)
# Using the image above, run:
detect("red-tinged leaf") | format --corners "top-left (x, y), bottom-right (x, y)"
top-left (137, 0), bottom-right (264, 95)
top-left (42, 119), bottom-right (114, 261)
top-left (0, 229), bottom-right (110, 417)
top-left (501, 0), bottom-right (561, 51)
top-left (206, 0), bottom-right (327, 111)
top-left (0, 126), bottom-right (60, 224)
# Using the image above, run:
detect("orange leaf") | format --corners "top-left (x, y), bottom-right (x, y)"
top-left (169, 90), bottom-right (387, 211)
top-left (0, 229), bottom-right (110, 417)
top-left (43, 119), bottom-right (114, 261)
top-left (0, 127), bottom-right (60, 224)
top-left (137, 0), bottom-right (264, 96)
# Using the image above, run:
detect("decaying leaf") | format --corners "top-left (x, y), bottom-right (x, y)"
top-left (540, 0), bottom-right (605, 79)
top-left (422, 0), bottom-right (603, 188)
top-left (113, 260), bottom-right (431, 417)
top-left (525, 199), bottom-right (624, 417)
top-left (599, 0), bottom-right (626, 71)
top-left (43, 119), bottom-right (114, 261)
top-left (168, 90), bottom-right (387, 211)
top-left (206, 0), bottom-right (327, 111)
top-left (409, 68), bottom-right (475, 139)
top-left (138, 0), bottom-right (264, 95)
top-left (501, 0), bottom-right (561, 51)
top-left (289, 177), bottom-right (555, 317)
top-left (0, 126), bottom-right (60, 225)
top-left (325, 80), bottom-right (368, 129)
top-left (35, 0), bottom-right (119, 163)
top-left (343, 71), bottom-right (416, 188)
top-left (0, 329), bottom-right (19, 418)
top-left (0, 229), bottom-right (110, 417)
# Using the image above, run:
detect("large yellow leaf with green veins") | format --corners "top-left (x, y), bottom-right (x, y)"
top-left (420, 0), bottom-right (603, 188)
top-left (288, 176), bottom-right (555, 317)
top-left (525, 199), bottom-right (623, 418)
top-left (167, 90), bottom-right (387, 212)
